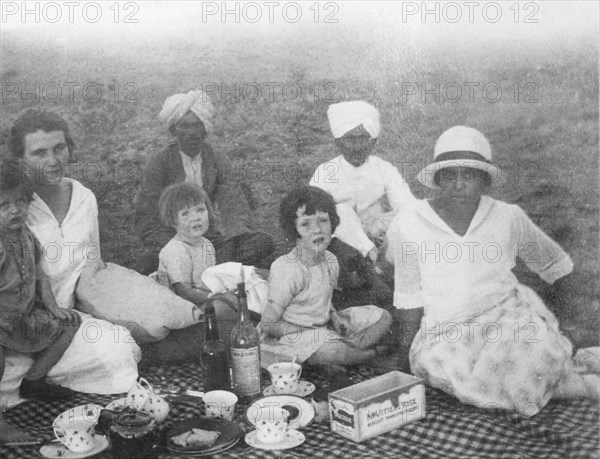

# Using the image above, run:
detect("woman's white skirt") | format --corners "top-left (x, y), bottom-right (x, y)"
top-left (410, 285), bottom-right (573, 417)
top-left (2, 312), bottom-right (140, 410)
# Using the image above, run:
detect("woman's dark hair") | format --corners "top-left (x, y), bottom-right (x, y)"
top-left (279, 186), bottom-right (340, 241)
top-left (433, 167), bottom-right (492, 187)
top-left (0, 159), bottom-right (34, 201)
top-left (158, 182), bottom-right (213, 228)
top-left (9, 109), bottom-right (75, 159)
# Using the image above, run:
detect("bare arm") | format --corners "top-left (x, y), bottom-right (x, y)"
top-left (172, 281), bottom-right (212, 306)
top-left (260, 301), bottom-right (314, 338)
top-left (36, 271), bottom-right (80, 324)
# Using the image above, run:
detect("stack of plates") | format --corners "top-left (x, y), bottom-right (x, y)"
top-left (166, 418), bottom-right (242, 456)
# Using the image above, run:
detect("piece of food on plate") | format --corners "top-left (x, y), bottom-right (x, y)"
top-left (281, 404), bottom-right (300, 421)
top-left (171, 428), bottom-right (221, 448)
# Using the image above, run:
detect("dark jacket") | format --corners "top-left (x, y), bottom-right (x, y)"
top-left (134, 142), bottom-right (251, 249)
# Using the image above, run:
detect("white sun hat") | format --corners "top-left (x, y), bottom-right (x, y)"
top-left (417, 126), bottom-right (504, 189)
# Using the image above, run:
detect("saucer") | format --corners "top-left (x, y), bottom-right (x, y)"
top-left (247, 395), bottom-right (315, 430)
top-left (39, 435), bottom-right (109, 459)
top-left (245, 429), bottom-right (305, 450)
top-left (263, 380), bottom-right (315, 397)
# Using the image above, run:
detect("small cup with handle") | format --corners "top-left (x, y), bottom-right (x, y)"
top-left (267, 362), bottom-right (302, 394)
top-left (52, 404), bottom-right (102, 453)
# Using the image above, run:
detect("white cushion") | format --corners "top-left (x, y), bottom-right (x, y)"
top-left (76, 260), bottom-right (201, 343)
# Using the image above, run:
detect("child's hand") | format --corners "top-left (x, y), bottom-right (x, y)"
top-left (330, 312), bottom-right (352, 337)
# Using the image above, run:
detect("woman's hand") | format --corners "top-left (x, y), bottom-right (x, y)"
top-left (50, 307), bottom-right (81, 325)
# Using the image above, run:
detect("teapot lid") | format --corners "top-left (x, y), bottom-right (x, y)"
top-left (115, 411), bottom-right (152, 427)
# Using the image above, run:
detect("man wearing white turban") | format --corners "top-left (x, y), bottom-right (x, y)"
top-left (309, 101), bottom-right (416, 309)
top-left (134, 89), bottom-right (274, 278)
top-left (158, 89), bottom-right (215, 135)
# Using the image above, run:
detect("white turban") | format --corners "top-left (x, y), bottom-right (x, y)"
top-left (327, 101), bottom-right (380, 139)
top-left (158, 89), bottom-right (215, 134)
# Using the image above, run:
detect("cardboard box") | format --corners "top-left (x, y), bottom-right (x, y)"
top-left (328, 371), bottom-right (425, 442)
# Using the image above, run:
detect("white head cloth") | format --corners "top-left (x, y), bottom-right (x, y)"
top-left (327, 101), bottom-right (381, 139)
top-left (158, 89), bottom-right (215, 134)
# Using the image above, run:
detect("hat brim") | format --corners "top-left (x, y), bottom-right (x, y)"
top-left (417, 159), bottom-right (504, 189)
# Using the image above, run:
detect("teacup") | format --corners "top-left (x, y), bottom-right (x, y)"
top-left (126, 377), bottom-right (153, 410)
top-left (53, 404), bottom-right (102, 453)
top-left (141, 393), bottom-right (170, 424)
top-left (203, 390), bottom-right (238, 421)
top-left (254, 407), bottom-right (289, 444)
top-left (267, 362), bottom-right (302, 394)
top-left (126, 378), bottom-right (170, 424)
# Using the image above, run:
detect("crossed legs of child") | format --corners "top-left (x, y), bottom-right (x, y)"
top-left (307, 308), bottom-right (392, 367)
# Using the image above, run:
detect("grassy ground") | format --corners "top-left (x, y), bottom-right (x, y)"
top-left (1, 22), bottom-right (598, 330)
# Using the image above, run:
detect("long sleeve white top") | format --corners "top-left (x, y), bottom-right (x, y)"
top-left (26, 179), bottom-right (101, 309)
top-left (386, 196), bottom-right (573, 323)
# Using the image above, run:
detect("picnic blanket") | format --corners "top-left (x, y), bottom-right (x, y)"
top-left (3, 360), bottom-right (599, 459)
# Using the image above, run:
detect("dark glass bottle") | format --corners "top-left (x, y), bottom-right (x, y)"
top-left (200, 305), bottom-right (231, 392)
top-left (230, 281), bottom-right (261, 404)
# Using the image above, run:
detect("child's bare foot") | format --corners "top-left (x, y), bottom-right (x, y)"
top-left (0, 420), bottom-right (36, 444)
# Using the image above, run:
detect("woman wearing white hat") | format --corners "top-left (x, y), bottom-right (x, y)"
top-left (385, 126), bottom-right (599, 416)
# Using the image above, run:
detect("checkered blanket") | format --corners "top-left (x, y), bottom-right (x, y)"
top-left (3, 360), bottom-right (599, 459)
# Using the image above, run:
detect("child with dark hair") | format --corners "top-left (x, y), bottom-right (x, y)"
top-left (156, 182), bottom-right (217, 306)
top-left (0, 161), bottom-right (81, 444)
top-left (259, 186), bottom-right (392, 368)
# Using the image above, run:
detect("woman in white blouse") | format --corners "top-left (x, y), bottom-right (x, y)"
top-left (386, 126), bottom-right (598, 417)
top-left (1, 109), bottom-right (139, 408)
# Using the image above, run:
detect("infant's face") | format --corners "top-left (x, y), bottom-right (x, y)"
top-left (175, 202), bottom-right (209, 241)
top-left (0, 187), bottom-right (30, 234)
top-left (295, 207), bottom-right (332, 255)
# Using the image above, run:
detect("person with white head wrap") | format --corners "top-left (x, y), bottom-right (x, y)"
top-left (158, 89), bottom-right (215, 134)
top-left (327, 100), bottom-right (381, 140)
top-left (309, 101), bottom-right (415, 310)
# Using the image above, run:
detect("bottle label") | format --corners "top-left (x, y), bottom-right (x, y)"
top-left (231, 346), bottom-right (261, 396)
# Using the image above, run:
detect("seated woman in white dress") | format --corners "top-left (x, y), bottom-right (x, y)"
top-left (1, 109), bottom-right (140, 410)
top-left (386, 126), bottom-right (599, 417)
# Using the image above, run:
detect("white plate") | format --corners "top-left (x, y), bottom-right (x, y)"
top-left (263, 380), bottom-right (315, 397)
top-left (245, 429), bottom-right (305, 451)
top-left (39, 435), bottom-right (109, 459)
top-left (246, 395), bottom-right (315, 430)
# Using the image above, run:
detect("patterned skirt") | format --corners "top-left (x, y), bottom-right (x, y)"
top-left (409, 285), bottom-right (573, 417)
